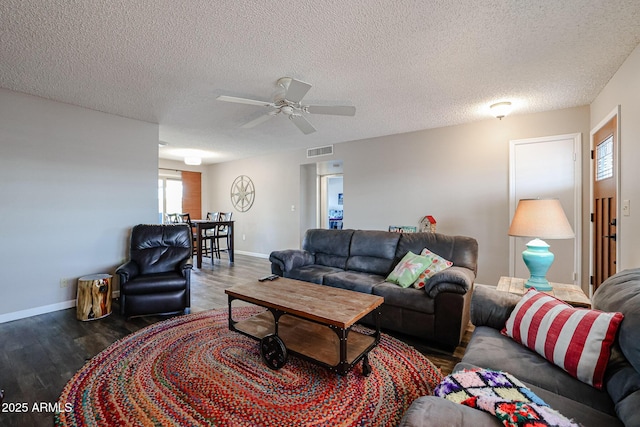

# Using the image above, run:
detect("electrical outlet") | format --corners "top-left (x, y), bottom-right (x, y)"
top-left (242, 234), bottom-right (246, 241)
top-left (59, 278), bottom-right (73, 288)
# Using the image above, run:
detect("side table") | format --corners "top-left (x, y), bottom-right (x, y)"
top-left (497, 276), bottom-right (591, 308)
top-left (76, 274), bottom-right (113, 321)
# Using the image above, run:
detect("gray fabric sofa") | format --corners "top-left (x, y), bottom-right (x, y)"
top-left (400, 268), bottom-right (640, 427)
top-left (269, 228), bottom-right (478, 349)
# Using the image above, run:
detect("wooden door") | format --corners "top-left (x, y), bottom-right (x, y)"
top-left (592, 116), bottom-right (618, 291)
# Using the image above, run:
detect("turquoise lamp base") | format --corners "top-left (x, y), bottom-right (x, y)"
top-left (522, 238), bottom-right (554, 291)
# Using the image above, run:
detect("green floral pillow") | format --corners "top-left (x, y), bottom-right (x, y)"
top-left (412, 248), bottom-right (453, 289)
top-left (386, 251), bottom-right (432, 288)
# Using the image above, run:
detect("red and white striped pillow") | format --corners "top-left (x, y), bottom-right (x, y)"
top-left (502, 289), bottom-right (623, 389)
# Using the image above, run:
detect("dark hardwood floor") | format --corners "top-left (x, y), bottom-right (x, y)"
top-left (0, 254), bottom-right (471, 427)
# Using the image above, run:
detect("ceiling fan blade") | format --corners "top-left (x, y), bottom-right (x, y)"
top-left (241, 111), bottom-right (279, 129)
top-left (285, 79), bottom-right (312, 103)
top-left (289, 114), bottom-right (316, 134)
top-left (306, 105), bottom-right (356, 116)
top-left (216, 95), bottom-right (274, 107)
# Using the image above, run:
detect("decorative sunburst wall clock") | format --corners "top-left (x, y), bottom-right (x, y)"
top-left (230, 175), bottom-right (255, 212)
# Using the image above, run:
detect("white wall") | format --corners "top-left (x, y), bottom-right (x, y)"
top-left (590, 43), bottom-right (640, 271)
top-left (0, 89), bottom-right (159, 321)
top-left (207, 149), bottom-right (309, 256)
top-left (207, 106), bottom-right (591, 287)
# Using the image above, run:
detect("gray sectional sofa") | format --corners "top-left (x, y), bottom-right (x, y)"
top-left (400, 268), bottom-right (640, 427)
top-left (269, 228), bottom-right (478, 349)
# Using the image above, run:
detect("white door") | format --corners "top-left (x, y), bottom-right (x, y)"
top-left (509, 134), bottom-right (581, 284)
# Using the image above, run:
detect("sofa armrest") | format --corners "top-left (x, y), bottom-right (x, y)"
top-left (424, 266), bottom-right (475, 298)
top-left (398, 396), bottom-right (500, 427)
top-left (115, 260), bottom-right (139, 284)
top-left (269, 249), bottom-right (315, 275)
top-left (470, 284), bottom-right (522, 330)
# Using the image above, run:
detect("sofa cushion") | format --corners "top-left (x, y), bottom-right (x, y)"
top-left (399, 395), bottom-right (502, 427)
top-left (396, 232), bottom-right (478, 274)
top-left (412, 248), bottom-right (453, 289)
top-left (323, 270), bottom-right (385, 294)
top-left (593, 268), bottom-right (640, 374)
top-left (373, 282), bottom-right (435, 314)
top-left (130, 224), bottom-right (192, 275)
top-left (605, 343), bottom-right (640, 406)
top-left (284, 265), bottom-right (343, 284)
top-left (503, 289), bottom-right (623, 389)
top-left (615, 389), bottom-right (640, 427)
top-left (452, 363), bottom-right (623, 427)
top-left (435, 368), bottom-right (580, 427)
top-left (302, 229), bottom-right (354, 269)
top-left (385, 251), bottom-right (432, 287)
top-left (461, 326), bottom-right (616, 415)
top-left (120, 272), bottom-right (187, 294)
top-left (345, 230), bottom-right (400, 275)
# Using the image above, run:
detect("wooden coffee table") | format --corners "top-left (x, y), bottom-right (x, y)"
top-left (225, 277), bottom-right (384, 376)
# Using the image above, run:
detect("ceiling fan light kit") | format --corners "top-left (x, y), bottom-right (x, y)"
top-left (184, 156), bottom-right (202, 166)
top-left (217, 77), bottom-right (356, 134)
top-left (490, 101), bottom-right (513, 120)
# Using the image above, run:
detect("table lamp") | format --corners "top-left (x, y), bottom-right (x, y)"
top-left (508, 198), bottom-right (574, 291)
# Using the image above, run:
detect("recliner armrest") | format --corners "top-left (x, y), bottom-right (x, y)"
top-left (179, 257), bottom-right (193, 277)
top-left (115, 260), bottom-right (139, 284)
top-left (424, 266), bottom-right (475, 298)
top-left (269, 249), bottom-right (315, 275)
top-left (470, 284), bottom-right (521, 330)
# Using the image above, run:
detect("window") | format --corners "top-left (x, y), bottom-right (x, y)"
top-left (596, 135), bottom-right (614, 181)
top-left (158, 177), bottom-right (183, 223)
top-left (158, 169), bottom-right (201, 223)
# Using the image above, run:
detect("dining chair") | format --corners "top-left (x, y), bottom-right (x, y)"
top-left (165, 213), bottom-right (180, 224)
top-left (173, 213), bottom-right (207, 257)
top-left (212, 212), bottom-right (233, 259)
top-left (202, 212), bottom-right (220, 257)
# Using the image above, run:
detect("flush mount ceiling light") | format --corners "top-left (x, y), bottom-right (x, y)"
top-left (490, 101), bottom-right (512, 120)
top-left (184, 156), bottom-right (202, 166)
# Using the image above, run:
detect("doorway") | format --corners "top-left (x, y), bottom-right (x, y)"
top-left (322, 175), bottom-right (343, 229)
top-left (590, 107), bottom-right (620, 293)
top-left (509, 134), bottom-right (582, 284)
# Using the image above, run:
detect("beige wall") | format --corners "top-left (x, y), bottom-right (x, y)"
top-left (207, 106), bottom-right (591, 287)
top-left (590, 43), bottom-right (640, 273)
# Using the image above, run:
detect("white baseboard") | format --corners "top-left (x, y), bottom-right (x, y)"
top-left (0, 299), bottom-right (77, 324)
top-left (0, 254), bottom-right (269, 324)
top-left (0, 290), bottom-right (121, 324)
top-left (235, 250), bottom-right (269, 259)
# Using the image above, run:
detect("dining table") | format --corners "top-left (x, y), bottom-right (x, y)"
top-left (191, 219), bottom-right (235, 269)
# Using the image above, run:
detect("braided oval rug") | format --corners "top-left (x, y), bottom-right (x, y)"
top-left (55, 307), bottom-right (442, 427)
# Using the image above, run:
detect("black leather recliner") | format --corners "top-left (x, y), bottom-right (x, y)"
top-left (116, 224), bottom-right (193, 318)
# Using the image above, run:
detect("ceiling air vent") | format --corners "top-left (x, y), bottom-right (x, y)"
top-left (307, 145), bottom-right (334, 158)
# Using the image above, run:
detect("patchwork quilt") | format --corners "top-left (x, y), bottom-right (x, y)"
top-left (434, 369), bottom-right (579, 427)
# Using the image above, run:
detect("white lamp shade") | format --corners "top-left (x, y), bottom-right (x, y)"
top-left (508, 198), bottom-right (574, 239)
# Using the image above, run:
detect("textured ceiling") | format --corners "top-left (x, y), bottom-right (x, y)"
top-left (2, 1), bottom-right (640, 164)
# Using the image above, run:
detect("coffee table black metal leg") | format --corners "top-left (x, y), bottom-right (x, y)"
top-left (362, 354), bottom-right (371, 376)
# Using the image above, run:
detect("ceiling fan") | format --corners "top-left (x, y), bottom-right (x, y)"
top-left (216, 77), bottom-right (356, 135)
